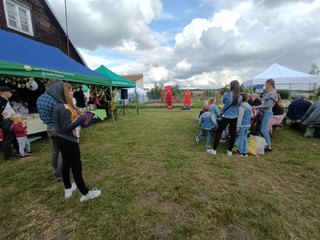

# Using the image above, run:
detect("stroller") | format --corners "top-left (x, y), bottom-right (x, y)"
top-left (250, 110), bottom-right (263, 136)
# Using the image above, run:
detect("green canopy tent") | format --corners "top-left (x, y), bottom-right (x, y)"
top-left (95, 65), bottom-right (136, 88)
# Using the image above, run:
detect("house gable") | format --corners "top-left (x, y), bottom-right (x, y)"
top-left (0, 0), bottom-right (85, 65)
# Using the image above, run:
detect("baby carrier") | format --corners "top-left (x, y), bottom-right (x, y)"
top-left (250, 110), bottom-right (263, 136)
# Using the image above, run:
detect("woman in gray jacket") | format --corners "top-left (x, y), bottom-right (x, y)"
top-left (252, 79), bottom-right (278, 151)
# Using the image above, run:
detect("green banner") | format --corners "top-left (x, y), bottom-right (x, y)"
top-left (0, 60), bottom-right (111, 86)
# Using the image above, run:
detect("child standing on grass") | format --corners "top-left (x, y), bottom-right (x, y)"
top-left (236, 93), bottom-right (252, 157)
top-left (10, 114), bottom-right (32, 158)
top-left (195, 106), bottom-right (218, 154)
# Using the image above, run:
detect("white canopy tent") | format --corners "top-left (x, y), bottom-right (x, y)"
top-left (243, 63), bottom-right (320, 90)
top-left (127, 87), bottom-right (148, 103)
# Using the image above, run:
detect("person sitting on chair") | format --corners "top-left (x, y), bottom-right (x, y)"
top-left (286, 94), bottom-right (312, 122)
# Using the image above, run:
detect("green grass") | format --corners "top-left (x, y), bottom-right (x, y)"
top-left (0, 108), bottom-right (319, 239)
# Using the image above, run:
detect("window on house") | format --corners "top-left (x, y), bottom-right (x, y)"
top-left (3, 0), bottom-right (34, 36)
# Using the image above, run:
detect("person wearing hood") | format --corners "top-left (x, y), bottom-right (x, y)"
top-left (195, 105), bottom-right (217, 153)
top-left (236, 93), bottom-right (253, 157)
top-left (47, 81), bottom-right (101, 202)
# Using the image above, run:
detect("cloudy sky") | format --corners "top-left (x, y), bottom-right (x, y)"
top-left (47, 0), bottom-right (320, 89)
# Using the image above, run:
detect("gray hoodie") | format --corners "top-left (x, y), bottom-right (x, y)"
top-left (47, 82), bottom-right (87, 142)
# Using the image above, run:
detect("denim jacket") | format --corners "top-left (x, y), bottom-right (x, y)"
top-left (236, 102), bottom-right (252, 129)
top-left (199, 112), bottom-right (217, 130)
top-left (221, 92), bottom-right (242, 119)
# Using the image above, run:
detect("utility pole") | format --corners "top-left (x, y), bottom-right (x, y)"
top-left (64, 0), bottom-right (70, 56)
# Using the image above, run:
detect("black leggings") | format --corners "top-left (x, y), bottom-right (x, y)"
top-left (213, 117), bottom-right (237, 151)
top-left (57, 137), bottom-right (89, 195)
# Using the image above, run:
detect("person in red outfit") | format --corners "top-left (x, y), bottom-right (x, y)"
top-left (166, 89), bottom-right (173, 110)
top-left (10, 114), bottom-right (32, 158)
top-left (184, 89), bottom-right (192, 107)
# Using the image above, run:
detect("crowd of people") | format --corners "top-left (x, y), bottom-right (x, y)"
top-left (194, 79), bottom-right (320, 156)
top-left (1, 78), bottom-right (319, 201)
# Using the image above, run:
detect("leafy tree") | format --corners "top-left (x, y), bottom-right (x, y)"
top-left (172, 84), bottom-right (182, 98)
top-left (309, 63), bottom-right (320, 75)
top-left (149, 82), bottom-right (163, 99)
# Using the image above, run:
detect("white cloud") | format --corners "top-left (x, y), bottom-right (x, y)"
top-left (175, 18), bottom-right (210, 48)
top-left (175, 60), bottom-right (192, 72)
top-left (146, 66), bottom-right (170, 83)
top-left (47, 0), bottom-right (320, 89)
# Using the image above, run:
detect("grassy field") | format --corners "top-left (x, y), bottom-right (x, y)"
top-left (0, 107), bottom-right (319, 240)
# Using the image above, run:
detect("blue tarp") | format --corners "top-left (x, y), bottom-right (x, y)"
top-left (0, 29), bottom-right (111, 85)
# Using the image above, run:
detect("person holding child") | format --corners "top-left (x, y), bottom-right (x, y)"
top-left (47, 81), bottom-right (101, 202)
top-left (252, 79), bottom-right (278, 152)
top-left (195, 105), bottom-right (217, 153)
top-left (0, 86), bottom-right (20, 160)
top-left (10, 114), bottom-right (32, 158)
top-left (236, 93), bottom-right (252, 157)
top-left (212, 80), bottom-right (242, 156)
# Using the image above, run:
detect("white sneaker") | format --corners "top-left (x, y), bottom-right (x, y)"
top-left (80, 188), bottom-right (101, 202)
top-left (227, 150), bottom-right (232, 156)
top-left (207, 149), bottom-right (216, 155)
top-left (65, 182), bottom-right (77, 198)
top-left (244, 154), bottom-right (248, 157)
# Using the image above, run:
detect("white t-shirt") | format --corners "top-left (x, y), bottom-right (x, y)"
top-left (3, 101), bottom-right (16, 118)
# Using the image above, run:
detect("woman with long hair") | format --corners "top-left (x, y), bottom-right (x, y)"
top-left (211, 80), bottom-right (241, 156)
top-left (47, 81), bottom-right (101, 202)
top-left (252, 79), bottom-right (278, 151)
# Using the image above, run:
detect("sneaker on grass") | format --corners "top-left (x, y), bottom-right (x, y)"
top-left (65, 182), bottom-right (77, 198)
top-left (80, 188), bottom-right (101, 202)
top-left (207, 149), bottom-right (216, 155)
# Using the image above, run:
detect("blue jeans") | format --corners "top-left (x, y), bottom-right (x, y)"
top-left (260, 110), bottom-right (272, 146)
top-left (238, 126), bottom-right (249, 154)
top-left (17, 136), bottom-right (31, 157)
top-left (196, 129), bottom-right (212, 149)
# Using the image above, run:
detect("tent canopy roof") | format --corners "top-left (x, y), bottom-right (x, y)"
top-left (95, 65), bottom-right (136, 88)
top-left (0, 29), bottom-right (111, 86)
top-left (244, 63), bottom-right (319, 87)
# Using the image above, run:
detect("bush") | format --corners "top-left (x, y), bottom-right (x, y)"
top-left (277, 89), bottom-right (290, 99)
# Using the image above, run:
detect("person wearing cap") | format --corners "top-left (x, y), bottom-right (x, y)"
top-left (0, 86), bottom-right (20, 160)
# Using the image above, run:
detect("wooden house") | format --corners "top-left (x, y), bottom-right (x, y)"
top-left (0, 0), bottom-right (84, 65)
